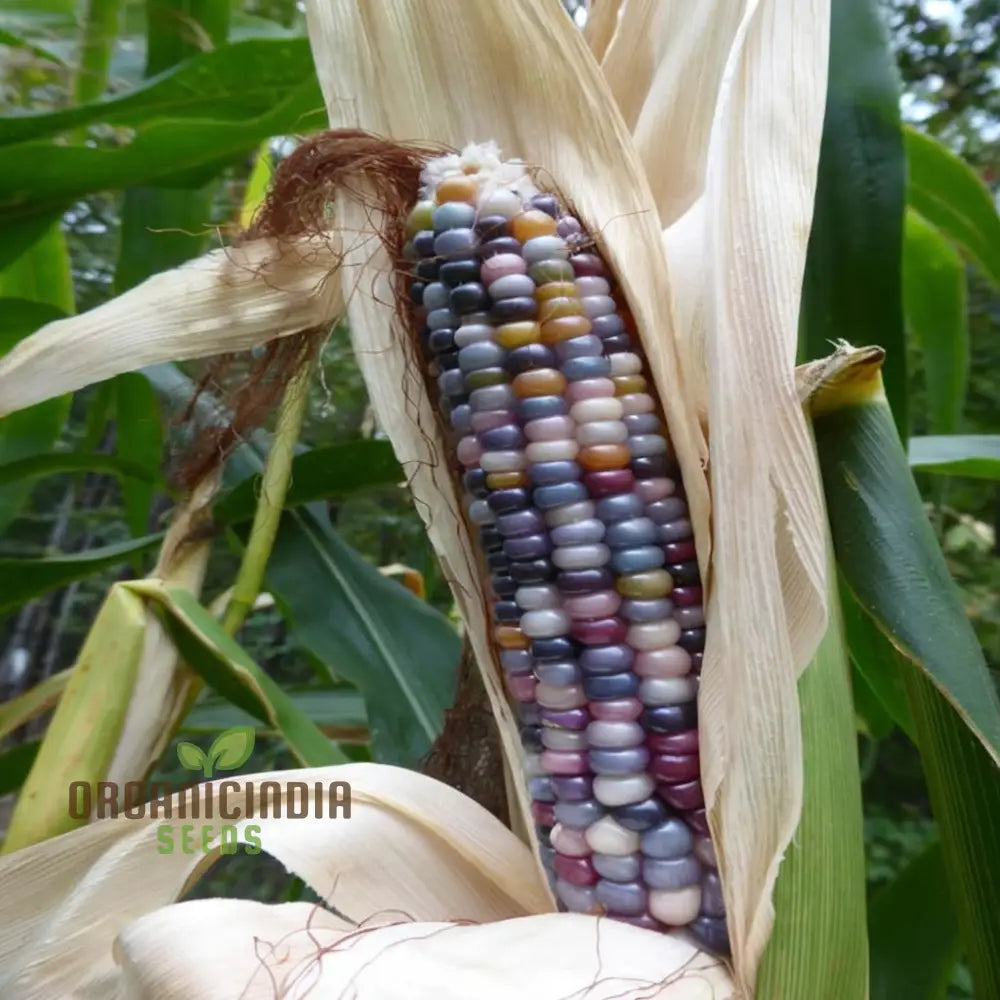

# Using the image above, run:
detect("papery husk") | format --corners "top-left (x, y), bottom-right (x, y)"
top-left (305, 0), bottom-right (711, 909)
top-left (114, 902), bottom-right (733, 1000)
top-left (593, 0), bottom-right (746, 229)
top-left (599, 0), bottom-right (832, 987)
top-left (0, 236), bottom-right (342, 416)
top-left (0, 764), bottom-right (551, 1000)
top-left (307, 0), bottom-right (830, 991)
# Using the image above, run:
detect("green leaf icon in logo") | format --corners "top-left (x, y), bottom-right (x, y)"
top-left (176, 726), bottom-right (255, 778)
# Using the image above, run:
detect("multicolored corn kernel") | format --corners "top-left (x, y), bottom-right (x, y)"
top-left (402, 144), bottom-right (725, 955)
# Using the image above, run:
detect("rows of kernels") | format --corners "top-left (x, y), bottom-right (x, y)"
top-left (403, 156), bottom-right (726, 956)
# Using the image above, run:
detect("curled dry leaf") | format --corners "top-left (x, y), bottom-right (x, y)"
top-left (0, 765), bottom-right (555, 1000)
top-left (0, 236), bottom-right (343, 418)
top-left (115, 901), bottom-right (733, 1000)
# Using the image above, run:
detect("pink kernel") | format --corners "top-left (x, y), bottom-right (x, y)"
top-left (562, 590), bottom-right (622, 620)
top-left (635, 478), bottom-right (676, 503)
top-left (541, 750), bottom-right (589, 775)
top-left (471, 409), bottom-right (517, 433)
top-left (589, 698), bottom-right (643, 722)
top-left (634, 647), bottom-right (692, 678)
top-left (480, 253), bottom-right (527, 285)
top-left (566, 378), bottom-right (616, 402)
top-left (456, 436), bottom-right (482, 467)
top-left (506, 674), bottom-right (536, 703)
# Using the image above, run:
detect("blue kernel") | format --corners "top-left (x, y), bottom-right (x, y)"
top-left (531, 460), bottom-right (582, 486)
top-left (583, 672), bottom-right (640, 699)
top-left (610, 546), bottom-right (667, 574)
top-left (533, 481), bottom-right (589, 509)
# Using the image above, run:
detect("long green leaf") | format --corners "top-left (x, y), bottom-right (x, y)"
top-left (757, 545), bottom-right (869, 999)
top-left (0, 451), bottom-right (157, 487)
top-left (0, 533), bottom-right (163, 614)
top-left (905, 126), bottom-right (1000, 288)
top-left (868, 840), bottom-right (959, 1000)
top-left (0, 78), bottom-right (325, 223)
top-left (0, 37), bottom-right (316, 145)
top-left (0, 220), bottom-right (75, 533)
top-left (240, 503), bottom-right (460, 768)
top-left (904, 670), bottom-right (1000, 998)
top-left (214, 440), bottom-right (403, 524)
top-left (0, 668), bottom-right (70, 739)
top-left (145, 0), bottom-right (230, 76)
top-left (0, 741), bottom-right (40, 797)
top-left (182, 686), bottom-right (367, 738)
top-left (903, 210), bottom-right (968, 435)
top-left (909, 434), bottom-right (1000, 479)
top-left (130, 581), bottom-right (348, 768)
top-left (813, 376), bottom-right (1000, 760)
top-left (811, 356), bottom-right (1000, 999)
top-left (840, 573), bottom-right (914, 739)
top-left (0, 298), bottom-right (69, 531)
top-left (799, 0), bottom-right (907, 438)
top-left (113, 373), bottom-right (164, 537)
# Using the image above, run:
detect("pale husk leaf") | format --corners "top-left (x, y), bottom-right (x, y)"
top-left (0, 764), bottom-right (550, 1000)
top-left (0, 237), bottom-right (343, 418)
top-left (582, 0), bottom-right (623, 61)
top-left (659, 0), bottom-right (831, 990)
top-left (597, 0), bottom-right (746, 230)
top-left (305, 0), bottom-right (712, 901)
top-left (115, 901), bottom-right (733, 1000)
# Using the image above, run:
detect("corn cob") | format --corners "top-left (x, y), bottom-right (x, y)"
top-left (402, 143), bottom-right (727, 956)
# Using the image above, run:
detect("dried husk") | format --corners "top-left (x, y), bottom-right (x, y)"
top-left (305, 0), bottom-right (712, 911)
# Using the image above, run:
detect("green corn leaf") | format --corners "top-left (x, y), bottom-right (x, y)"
top-left (113, 373), bottom-right (164, 538)
top-left (0, 669), bottom-right (71, 741)
top-left (1, 583), bottom-right (147, 852)
top-left (904, 670), bottom-right (1000, 997)
top-left (908, 434), bottom-right (1000, 479)
top-left (145, 0), bottom-right (230, 76)
top-left (840, 574), bottom-right (914, 739)
top-left (868, 840), bottom-right (959, 1000)
top-left (0, 213), bottom-right (63, 272)
top-left (0, 78), bottom-right (325, 224)
top-left (811, 360), bottom-right (1000, 760)
top-left (798, 0), bottom-right (907, 439)
top-left (809, 349), bottom-right (1000, 998)
top-left (213, 440), bottom-right (403, 525)
top-left (902, 210), bottom-right (968, 436)
top-left (905, 125), bottom-right (1000, 288)
top-left (182, 686), bottom-right (368, 740)
top-left (0, 451), bottom-right (158, 488)
top-left (0, 37), bottom-right (317, 145)
top-left (0, 741), bottom-right (41, 797)
top-left (757, 541), bottom-right (869, 999)
top-left (128, 581), bottom-right (348, 769)
top-left (0, 298), bottom-right (70, 532)
top-left (233, 503), bottom-right (460, 768)
top-left (0, 28), bottom-right (66, 64)
top-left (0, 533), bottom-right (164, 615)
